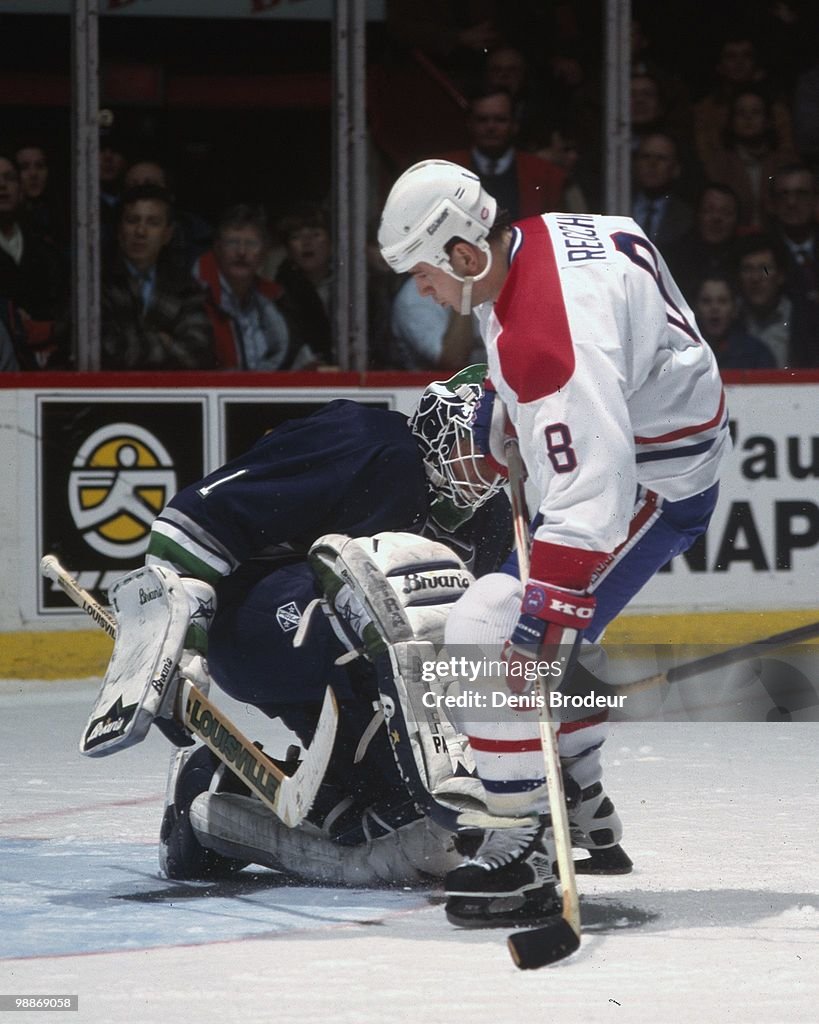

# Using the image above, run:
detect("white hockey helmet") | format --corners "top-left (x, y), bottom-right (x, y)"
top-left (378, 160), bottom-right (497, 277)
top-left (409, 363), bottom-right (504, 531)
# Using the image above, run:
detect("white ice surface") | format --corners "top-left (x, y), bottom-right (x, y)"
top-left (0, 677), bottom-right (817, 1024)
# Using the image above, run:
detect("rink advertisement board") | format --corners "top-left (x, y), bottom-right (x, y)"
top-left (636, 381), bottom-right (819, 610)
top-left (3, 376), bottom-right (817, 627)
top-left (217, 393), bottom-right (389, 463)
top-left (24, 385), bottom-right (397, 618)
top-left (36, 395), bottom-right (207, 613)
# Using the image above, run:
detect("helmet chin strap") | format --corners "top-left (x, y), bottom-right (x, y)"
top-left (454, 245), bottom-right (494, 316)
top-left (459, 277), bottom-right (475, 316)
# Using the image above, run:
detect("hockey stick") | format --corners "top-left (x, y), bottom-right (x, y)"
top-left (615, 619), bottom-right (819, 696)
top-left (40, 554), bottom-right (338, 828)
top-left (502, 443), bottom-right (582, 969)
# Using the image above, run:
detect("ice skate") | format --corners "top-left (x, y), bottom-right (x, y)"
top-left (159, 745), bottom-right (249, 880)
top-left (444, 821), bottom-right (561, 928)
top-left (569, 780), bottom-right (633, 874)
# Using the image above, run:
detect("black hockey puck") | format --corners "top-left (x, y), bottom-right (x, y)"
top-left (507, 918), bottom-right (580, 970)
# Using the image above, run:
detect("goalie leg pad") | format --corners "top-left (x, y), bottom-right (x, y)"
top-left (81, 565), bottom-right (192, 756)
top-left (189, 791), bottom-right (461, 886)
top-left (309, 532), bottom-right (493, 828)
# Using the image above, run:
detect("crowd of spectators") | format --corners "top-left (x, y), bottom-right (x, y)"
top-left (2, 2), bottom-right (819, 373)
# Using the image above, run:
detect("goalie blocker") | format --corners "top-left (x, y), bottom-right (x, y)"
top-left (42, 557), bottom-right (337, 829)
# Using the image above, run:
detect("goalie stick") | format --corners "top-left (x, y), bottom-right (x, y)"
top-left (40, 554), bottom-right (338, 829)
top-left (502, 442), bottom-right (582, 970)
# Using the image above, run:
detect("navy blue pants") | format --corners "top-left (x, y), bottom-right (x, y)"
top-left (503, 483), bottom-right (720, 641)
top-left (207, 558), bottom-right (364, 739)
top-left (586, 484), bottom-right (719, 642)
top-left (206, 558), bottom-right (404, 821)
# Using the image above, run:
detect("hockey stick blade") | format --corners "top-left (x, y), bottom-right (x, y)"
top-left (507, 915), bottom-right (581, 970)
top-left (40, 554), bottom-right (338, 827)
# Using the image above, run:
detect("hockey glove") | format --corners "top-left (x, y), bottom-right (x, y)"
top-left (503, 581), bottom-right (595, 695)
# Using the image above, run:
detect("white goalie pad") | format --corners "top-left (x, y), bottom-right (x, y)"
top-left (189, 791), bottom-right (462, 886)
top-left (309, 531), bottom-right (490, 821)
top-left (80, 565), bottom-right (190, 756)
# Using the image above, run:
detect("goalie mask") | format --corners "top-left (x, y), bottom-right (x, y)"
top-left (410, 364), bottom-right (503, 531)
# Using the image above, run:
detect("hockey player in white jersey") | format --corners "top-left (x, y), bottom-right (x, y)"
top-left (379, 160), bottom-right (730, 927)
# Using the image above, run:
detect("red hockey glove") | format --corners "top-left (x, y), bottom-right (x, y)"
top-left (503, 580), bottom-right (595, 695)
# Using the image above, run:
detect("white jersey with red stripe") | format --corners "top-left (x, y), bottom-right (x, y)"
top-left (474, 212), bottom-right (730, 587)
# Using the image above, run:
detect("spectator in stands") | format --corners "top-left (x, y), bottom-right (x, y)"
top-left (630, 71), bottom-right (668, 154)
top-left (767, 164), bottom-right (819, 310)
top-left (99, 124), bottom-right (129, 261)
top-left (482, 45), bottom-right (546, 153)
top-left (389, 274), bottom-right (484, 371)
top-left (0, 153), bottom-right (67, 319)
top-left (0, 317), bottom-right (18, 371)
top-left (124, 158), bottom-right (213, 270)
top-left (0, 297), bottom-right (24, 372)
top-left (274, 202), bottom-right (335, 366)
top-left (14, 140), bottom-right (68, 249)
top-left (631, 133), bottom-right (693, 252)
top-left (365, 220), bottom-right (402, 370)
top-left (534, 121), bottom-right (592, 213)
top-left (439, 88), bottom-right (565, 220)
top-left (0, 295), bottom-right (50, 371)
top-left (793, 60), bottom-right (819, 172)
top-left (101, 184), bottom-right (215, 371)
top-left (630, 14), bottom-right (692, 136)
top-left (693, 34), bottom-right (793, 167)
top-left (630, 70), bottom-right (698, 196)
top-left (665, 182), bottom-right (742, 305)
top-left (693, 271), bottom-right (776, 370)
top-left (703, 87), bottom-right (797, 231)
top-left (736, 234), bottom-right (819, 368)
top-left (194, 203), bottom-right (317, 372)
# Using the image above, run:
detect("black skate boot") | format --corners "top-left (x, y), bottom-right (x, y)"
top-left (444, 821), bottom-right (561, 929)
top-left (569, 781), bottom-right (633, 874)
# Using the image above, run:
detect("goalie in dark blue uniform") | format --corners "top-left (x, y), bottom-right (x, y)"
top-left (141, 366), bottom-right (512, 883)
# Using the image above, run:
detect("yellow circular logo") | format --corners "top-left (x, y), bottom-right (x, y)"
top-left (68, 424), bottom-right (177, 558)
